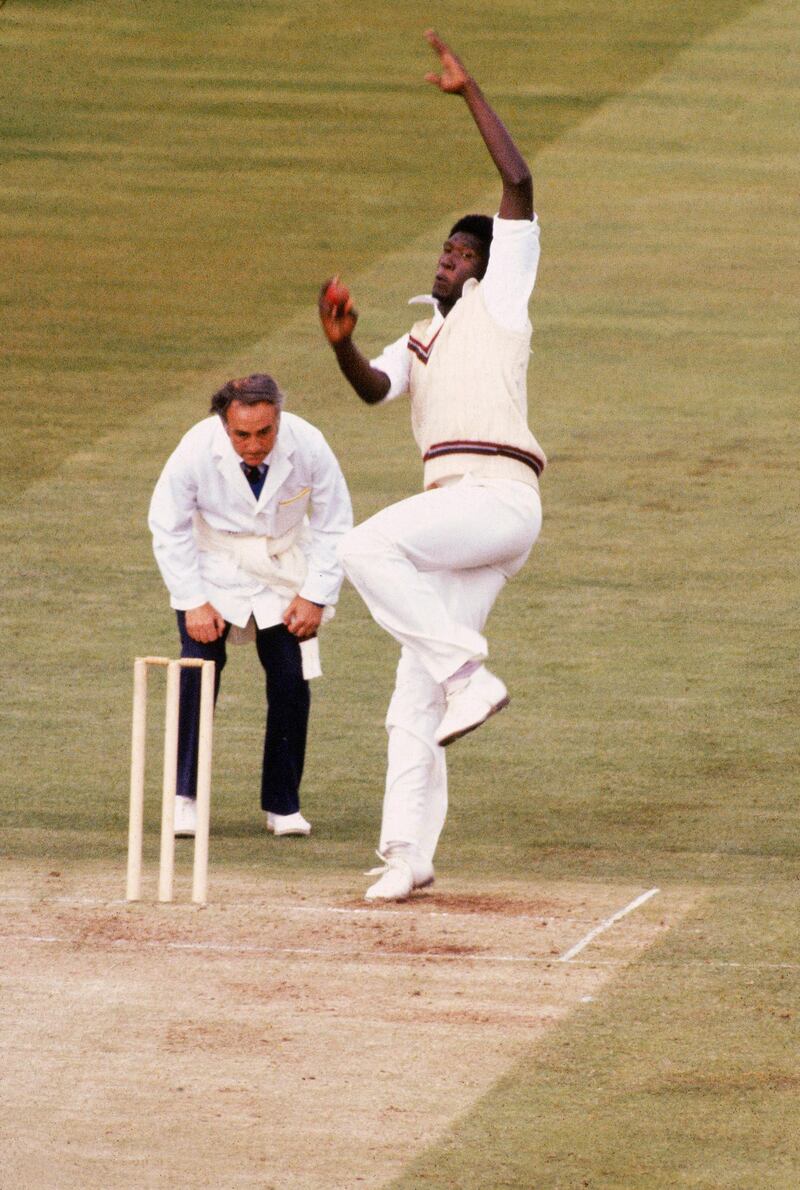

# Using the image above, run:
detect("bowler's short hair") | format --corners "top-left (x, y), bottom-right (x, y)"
top-left (210, 373), bottom-right (285, 419)
top-left (449, 214), bottom-right (493, 254)
top-left (447, 214), bottom-right (493, 279)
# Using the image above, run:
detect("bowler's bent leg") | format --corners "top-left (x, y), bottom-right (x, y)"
top-left (338, 477), bottom-right (540, 684)
top-left (255, 623), bottom-right (310, 816)
top-left (176, 611), bottom-right (229, 799)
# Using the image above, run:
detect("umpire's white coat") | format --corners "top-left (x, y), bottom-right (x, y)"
top-left (149, 412), bottom-right (353, 629)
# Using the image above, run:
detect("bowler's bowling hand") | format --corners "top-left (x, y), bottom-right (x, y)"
top-left (185, 602), bottom-right (226, 644)
top-left (283, 595), bottom-right (324, 640)
top-left (318, 276), bottom-right (358, 345)
top-left (423, 29), bottom-right (471, 95)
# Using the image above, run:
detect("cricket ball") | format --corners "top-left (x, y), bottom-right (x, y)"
top-left (325, 278), bottom-right (349, 308)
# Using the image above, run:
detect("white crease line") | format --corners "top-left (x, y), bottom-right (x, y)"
top-left (164, 942), bottom-right (554, 963)
top-left (7, 933), bottom-right (800, 971)
top-left (558, 887), bottom-right (660, 962)
top-left (290, 904), bottom-right (600, 926)
top-left (0, 893), bottom-right (611, 928)
top-left (0, 895), bottom-right (130, 906)
top-left (11, 935), bottom-right (63, 944)
top-left (1, 933), bottom-right (600, 965)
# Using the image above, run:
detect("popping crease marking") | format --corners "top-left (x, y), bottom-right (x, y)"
top-left (0, 893), bottom-right (653, 930)
top-left (2, 933), bottom-right (623, 966)
top-left (6, 937), bottom-right (800, 971)
top-left (290, 904), bottom-right (605, 927)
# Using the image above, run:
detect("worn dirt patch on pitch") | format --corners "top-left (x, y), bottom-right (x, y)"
top-left (0, 865), bottom-right (687, 1189)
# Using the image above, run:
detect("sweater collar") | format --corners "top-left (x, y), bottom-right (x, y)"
top-left (408, 276), bottom-right (480, 320)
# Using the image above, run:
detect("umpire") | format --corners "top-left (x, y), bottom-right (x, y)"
top-left (149, 374), bottom-right (352, 837)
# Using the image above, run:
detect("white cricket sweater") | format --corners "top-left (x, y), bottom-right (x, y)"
top-left (406, 277), bottom-right (547, 490)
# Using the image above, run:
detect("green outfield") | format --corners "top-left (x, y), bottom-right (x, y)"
top-left (2, 0), bottom-right (798, 1186)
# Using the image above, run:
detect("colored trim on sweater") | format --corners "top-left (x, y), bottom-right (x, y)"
top-left (423, 439), bottom-right (544, 477)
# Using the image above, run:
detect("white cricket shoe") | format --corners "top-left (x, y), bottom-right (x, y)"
top-left (364, 847), bottom-right (434, 903)
top-left (174, 795), bottom-right (197, 837)
top-left (435, 665), bottom-right (510, 747)
top-left (266, 811), bottom-right (311, 837)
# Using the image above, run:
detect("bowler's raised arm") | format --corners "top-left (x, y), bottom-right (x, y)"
top-left (424, 29), bottom-right (533, 221)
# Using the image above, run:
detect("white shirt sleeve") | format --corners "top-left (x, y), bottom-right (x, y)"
top-left (369, 332), bottom-right (412, 402)
top-left (148, 437), bottom-right (208, 610)
top-left (479, 214), bottom-right (541, 333)
top-left (299, 432), bottom-right (354, 606)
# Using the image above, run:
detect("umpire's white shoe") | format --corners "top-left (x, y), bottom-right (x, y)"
top-left (435, 665), bottom-right (510, 747)
top-left (266, 811), bottom-right (311, 837)
top-left (174, 795), bottom-right (197, 837)
top-left (364, 847), bottom-right (434, 903)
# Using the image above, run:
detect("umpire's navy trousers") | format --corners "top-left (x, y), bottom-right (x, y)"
top-left (176, 612), bottom-right (310, 816)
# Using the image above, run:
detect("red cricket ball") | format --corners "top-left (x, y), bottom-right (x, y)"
top-left (325, 278), bottom-right (350, 308)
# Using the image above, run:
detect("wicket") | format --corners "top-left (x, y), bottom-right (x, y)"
top-left (126, 656), bottom-right (215, 905)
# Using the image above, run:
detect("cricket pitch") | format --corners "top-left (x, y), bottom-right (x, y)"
top-left (0, 864), bottom-right (683, 1188)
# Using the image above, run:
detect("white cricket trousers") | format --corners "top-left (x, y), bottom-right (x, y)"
top-left (338, 474), bottom-right (542, 862)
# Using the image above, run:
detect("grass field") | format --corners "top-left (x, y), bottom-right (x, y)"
top-left (2, 1), bottom-right (799, 1186)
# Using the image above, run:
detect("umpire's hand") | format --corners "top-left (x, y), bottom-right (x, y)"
top-left (185, 602), bottom-right (227, 643)
top-left (283, 595), bottom-right (324, 640)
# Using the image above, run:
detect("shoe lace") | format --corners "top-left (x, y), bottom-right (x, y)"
top-left (364, 849), bottom-right (390, 876)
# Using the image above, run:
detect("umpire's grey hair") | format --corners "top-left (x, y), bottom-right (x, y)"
top-left (210, 373), bottom-right (285, 419)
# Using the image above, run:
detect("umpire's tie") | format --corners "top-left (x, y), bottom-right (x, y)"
top-left (242, 461), bottom-right (268, 500)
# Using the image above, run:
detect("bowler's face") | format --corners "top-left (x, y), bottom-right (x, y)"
top-left (431, 232), bottom-right (487, 310)
top-left (224, 400), bottom-right (280, 466)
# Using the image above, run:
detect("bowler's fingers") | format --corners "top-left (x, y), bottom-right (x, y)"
top-left (424, 27), bottom-right (447, 55)
top-left (422, 27), bottom-right (467, 90)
